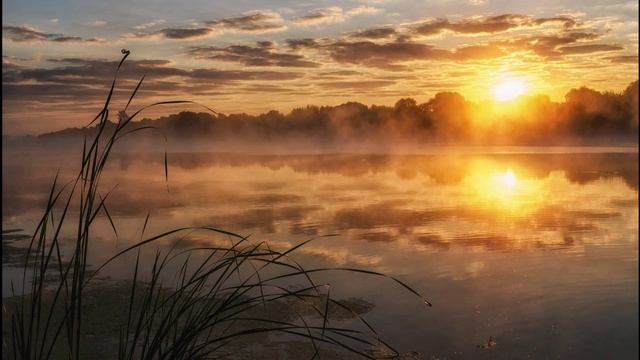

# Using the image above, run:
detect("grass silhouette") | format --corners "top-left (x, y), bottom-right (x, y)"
top-left (5, 50), bottom-right (431, 360)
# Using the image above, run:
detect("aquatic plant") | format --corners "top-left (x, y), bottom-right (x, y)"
top-left (5, 50), bottom-right (430, 360)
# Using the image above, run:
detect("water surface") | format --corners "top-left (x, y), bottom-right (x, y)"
top-left (2, 150), bottom-right (638, 359)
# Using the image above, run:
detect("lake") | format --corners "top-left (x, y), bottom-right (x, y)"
top-left (2, 149), bottom-right (638, 359)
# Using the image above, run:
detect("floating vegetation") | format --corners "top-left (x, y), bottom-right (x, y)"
top-left (476, 336), bottom-right (497, 349)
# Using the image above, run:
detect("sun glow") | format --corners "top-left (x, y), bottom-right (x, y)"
top-left (496, 169), bottom-right (517, 189)
top-left (462, 161), bottom-right (545, 214)
top-left (491, 78), bottom-right (527, 102)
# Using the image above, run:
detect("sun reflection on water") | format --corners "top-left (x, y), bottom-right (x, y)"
top-left (462, 161), bottom-right (545, 214)
top-left (495, 169), bottom-right (517, 189)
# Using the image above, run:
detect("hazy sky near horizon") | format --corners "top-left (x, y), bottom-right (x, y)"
top-left (2, 0), bottom-right (639, 134)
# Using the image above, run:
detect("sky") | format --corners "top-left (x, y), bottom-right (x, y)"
top-left (2, 0), bottom-right (639, 135)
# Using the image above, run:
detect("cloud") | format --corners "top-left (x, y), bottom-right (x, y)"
top-left (558, 44), bottom-right (624, 54)
top-left (241, 84), bottom-right (295, 93)
top-left (318, 80), bottom-right (395, 89)
top-left (7, 58), bottom-right (186, 86)
top-left (287, 38), bottom-right (509, 69)
top-left (37, 58), bottom-right (301, 82)
top-left (2, 25), bottom-right (103, 43)
top-left (52, 36), bottom-right (85, 42)
top-left (348, 27), bottom-right (397, 39)
top-left (346, 5), bottom-right (383, 16)
top-left (160, 28), bottom-right (213, 39)
top-left (2, 56), bottom-right (303, 106)
top-left (256, 40), bottom-right (275, 48)
top-left (324, 40), bottom-right (449, 68)
top-left (128, 27), bottom-right (214, 40)
top-left (412, 14), bottom-right (577, 37)
top-left (285, 38), bottom-right (319, 50)
top-left (2, 83), bottom-right (106, 100)
top-left (133, 20), bottom-right (165, 30)
top-left (605, 55), bottom-right (638, 63)
top-left (316, 70), bottom-right (362, 77)
top-left (186, 42), bottom-right (321, 67)
top-left (292, 7), bottom-right (346, 26)
top-left (292, 5), bottom-right (382, 27)
top-left (205, 11), bottom-right (286, 33)
top-left (2, 56), bottom-right (22, 70)
top-left (278, 13), bottom-right (609, 69)
top-left (286, 23), bottom-right (620, 70)
top-left (530, 16), bottom-right (577, 28)
top-left (280, 12), bottom-right (620, 70)
top-left (496, 31), bottom-right (610, 57)
top-left (125, 11), bottom-right (290, 41)
top-left (413, 15), bottom-right (526, 36)
top-left (157, 27), bottom-right (213, 39)
top-left (190, 68), bottom-right (301, 81)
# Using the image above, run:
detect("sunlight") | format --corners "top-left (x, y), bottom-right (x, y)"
top-left (491, 78), bottom-right (527, 102)
top-left (486, 168), bottom-right (520, 201)
top-left (462, 161), bottom-right (544, 213)
top-left (495, 169), bottom-right (517, 189)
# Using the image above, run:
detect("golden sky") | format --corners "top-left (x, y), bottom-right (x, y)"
top-left (2, 0), bottom-right (638, 134)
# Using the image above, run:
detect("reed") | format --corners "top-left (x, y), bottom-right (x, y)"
top-left (5, 50), bottom-right (431, 360)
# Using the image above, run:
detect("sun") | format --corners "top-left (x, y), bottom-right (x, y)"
top-left (491, 78), bottom-right (527, 102)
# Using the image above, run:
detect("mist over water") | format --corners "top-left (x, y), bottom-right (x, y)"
top-left (2, 148), bottom-right (638, 359)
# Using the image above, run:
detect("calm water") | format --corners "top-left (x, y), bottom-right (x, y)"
top-left (3, 150), bottom-right (638, 359)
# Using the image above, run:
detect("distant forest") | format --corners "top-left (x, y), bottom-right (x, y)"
top-left (9, 80), bottom-right (638, 150)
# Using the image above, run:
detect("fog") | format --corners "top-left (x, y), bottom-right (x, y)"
top-left (4, 80), bottom-right (637, 153)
